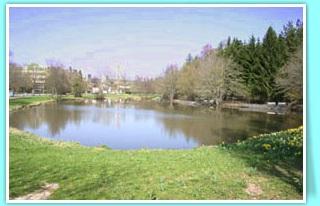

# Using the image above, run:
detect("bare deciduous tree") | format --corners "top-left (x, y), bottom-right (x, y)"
top-left (276, 44), bottom-right (303, 103)
top-left (9, 63), bottom-right (32, 95)
top-left (45, 66), bottom-right (71, 98)
top-left (196, 51), bottom-right (231, 105)
top-left (162, 64), bottom-right (179, 107)
top-left (177, 59), bottom-right (200, 101)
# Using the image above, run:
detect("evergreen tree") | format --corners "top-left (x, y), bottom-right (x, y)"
top-left (259, 26), bottom-right (283, 101)
top-left (281, 20), bottom-right (303, 54)
top-left (186, 53), bottom-right (193, 64)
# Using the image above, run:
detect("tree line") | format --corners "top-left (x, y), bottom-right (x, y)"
top-left (159, 20), bottom-right (303, 106)
top-left (9, 63), bottom-right (87, 98)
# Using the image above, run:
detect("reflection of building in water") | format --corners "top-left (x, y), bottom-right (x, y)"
top-left (113, 103), bottom-right (125, 129)
top-left (114, 112), bottom-right (121, 128)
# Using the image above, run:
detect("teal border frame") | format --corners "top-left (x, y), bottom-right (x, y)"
top-left (1, 0), bottom-right (319, 205)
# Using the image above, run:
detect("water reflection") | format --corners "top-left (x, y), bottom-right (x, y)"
top-left (9, 100), bottom-right (303, 149)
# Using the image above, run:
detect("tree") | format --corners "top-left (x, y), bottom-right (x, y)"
top-left (221, 37), bottom-right (251, 100)
top-left (196, 51), bottom-right (233, 105)
top-left (276, 44), bottom-right (303, 104)
top-left (177, 58), bottom-right (200, 100)
top-left (223, 58), bottom-right (249, 100)
top-left (281, 20), bottom-right (303, 54)
top-left (200, 44), bottom-right (213, 59)
top-left (226, 36), bottom-right (231, 47)
top-left (161, 64), bottom-right (179, 106)
top-left (71, 70), bottom-right (86, 97)
top-left (259, 26), bottom-right (287, 101)
top-left (186, 53), bottom-right (193, 64)
top-left (133, 76), bottom-right (157, 94)
top-left (9, 63), bottom-right (23, 96)
top-left (242, 35), bottom-right (273, 102)
top-left (46, 66), bottom-right (70, 98)
top-left (222, 21), bottom-right (303, 103)
top-left (9, 63), bottom-right (32, 95)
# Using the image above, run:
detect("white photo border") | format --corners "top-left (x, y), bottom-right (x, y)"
top-left (6, 3), bottom-right (307, 204)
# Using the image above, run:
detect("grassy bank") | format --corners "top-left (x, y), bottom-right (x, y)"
top-left (9, 96), bottom-right (54, 111)
top-left (9, 94), bottom-right (160, 112)
top-left (9, 127), bottom-right (303, 200)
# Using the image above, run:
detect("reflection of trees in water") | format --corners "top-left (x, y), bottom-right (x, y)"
top-left (155, 108), bottom-right (303, 145)
top-left (10, 103), bottom-right (84, 136)
top-left (10, 101), bottom-right (303, 146)
top-left (10, 100), bottom-right (133, 136)
top-left (157, 114), bottom-right (245, 145)
top-left (95, 101), bottom-right (302, 146)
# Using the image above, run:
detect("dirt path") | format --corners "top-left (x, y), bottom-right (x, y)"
top-left (245, 183), bottom-right (263, 198)
top-left (13, 183), bottom-right (59, 200)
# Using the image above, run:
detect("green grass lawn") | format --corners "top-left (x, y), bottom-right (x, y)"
top-left (9, 127), bottom-right (303, 200)
top-left (9, 96), bottom-right (54, 111)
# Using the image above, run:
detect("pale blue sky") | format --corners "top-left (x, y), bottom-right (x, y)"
top-left (9, 7), bottom-right (303, 78)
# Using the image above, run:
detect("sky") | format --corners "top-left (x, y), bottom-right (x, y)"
top-left (9, 7), bottom-right (303, 79)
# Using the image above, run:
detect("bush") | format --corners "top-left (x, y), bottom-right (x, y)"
top-left (95, 93), bottom-right (105, 100)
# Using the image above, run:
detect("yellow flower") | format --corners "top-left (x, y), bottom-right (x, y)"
top-left (262, 143), bottom-right (271, 151)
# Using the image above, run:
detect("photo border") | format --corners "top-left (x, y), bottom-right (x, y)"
top-left (5, 3), bottom-right (307, 204)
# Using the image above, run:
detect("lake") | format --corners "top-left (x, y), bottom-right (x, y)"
top-left (9, 100), bottom-right (302, 149)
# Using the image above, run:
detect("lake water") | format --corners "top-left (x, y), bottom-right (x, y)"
top-left (9, 100), bottom-right (302, 149)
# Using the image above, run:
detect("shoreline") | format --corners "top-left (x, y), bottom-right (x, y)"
top-left (172, 99), bottom-right (303, 114)
top-left (9, 95), bottom-right (302, 115)
top-left (9, 94), bottom-right (155, 112)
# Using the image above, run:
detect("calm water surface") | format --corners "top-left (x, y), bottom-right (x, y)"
top-left (10, 100), bottom-right (302, 149)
